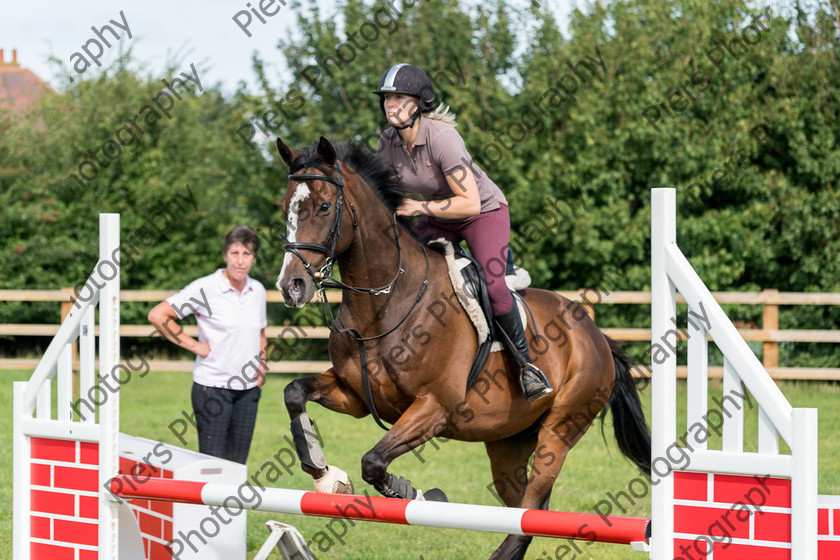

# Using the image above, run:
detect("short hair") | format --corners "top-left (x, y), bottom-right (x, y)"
top-left (223, 225), bottom-right (260, 259)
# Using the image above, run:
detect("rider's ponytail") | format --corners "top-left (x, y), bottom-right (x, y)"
top-left (425, 103), bottom-right (458, 127)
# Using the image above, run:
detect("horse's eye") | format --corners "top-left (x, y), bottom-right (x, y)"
top-left (319, 202), bottom-right (332, 213)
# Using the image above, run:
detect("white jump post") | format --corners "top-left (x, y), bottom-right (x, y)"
top-left (13, 214), bottom-right (246, 560)
top-left (649, 188), bottom-right (840, 559)
top-left (14, 214), bottom-right (121, 559)
top-left (100, 213), bottom-right (121, 560)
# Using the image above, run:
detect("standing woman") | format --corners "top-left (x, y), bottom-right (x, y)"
top-left (148, 226), bottom-right (268, 463)
top-left (373, 63), bottom-right (552, 402)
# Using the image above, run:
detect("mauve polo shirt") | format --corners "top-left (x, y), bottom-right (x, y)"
top-left (376, 117), bottom-right (507, 222)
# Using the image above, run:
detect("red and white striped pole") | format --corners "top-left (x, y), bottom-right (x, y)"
top-left (110, 475), bottom-right (650, 546)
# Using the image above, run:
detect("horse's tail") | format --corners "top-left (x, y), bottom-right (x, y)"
top-left (604, 336), bottom-right (651, 474)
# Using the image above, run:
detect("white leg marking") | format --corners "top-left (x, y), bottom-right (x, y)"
top-left (313, 465), bottom-right (352, 493)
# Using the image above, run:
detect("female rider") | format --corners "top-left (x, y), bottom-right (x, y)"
top-left (373, 63), bottom-right (552, 402)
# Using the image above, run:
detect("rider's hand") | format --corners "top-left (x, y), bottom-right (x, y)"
top-left (396, 198), bottom-right (427, 217)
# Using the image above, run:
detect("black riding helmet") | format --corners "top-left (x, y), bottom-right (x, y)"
top-left (372, 63), bottom-right (435, 129)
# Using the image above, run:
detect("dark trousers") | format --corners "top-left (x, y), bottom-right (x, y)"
top-left (191, 383), bottom-right (261, 464)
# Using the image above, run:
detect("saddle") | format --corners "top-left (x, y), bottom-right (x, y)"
top-left (428, 239), bottom-right (532, 392)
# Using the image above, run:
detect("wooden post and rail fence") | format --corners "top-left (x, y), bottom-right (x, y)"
top-left (1, 288), bottom-right (838, 380)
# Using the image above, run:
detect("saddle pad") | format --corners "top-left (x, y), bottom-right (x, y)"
top-left (430, 239), bottom-right (529, 352)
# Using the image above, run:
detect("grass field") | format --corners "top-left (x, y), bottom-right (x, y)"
top-left (3, 370), bottom-right (840, 559)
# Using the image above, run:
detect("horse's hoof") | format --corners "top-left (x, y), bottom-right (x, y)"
top-left (314, 465), bottom-right (354, 494)
top-left (422, 488), bottom-right (448, 502)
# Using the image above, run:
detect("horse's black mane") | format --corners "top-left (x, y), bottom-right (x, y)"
top-left (289, 140), bottom-right (406, 214)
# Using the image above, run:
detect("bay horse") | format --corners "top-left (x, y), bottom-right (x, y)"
top-left (275, 136), bottom-right (650, 560)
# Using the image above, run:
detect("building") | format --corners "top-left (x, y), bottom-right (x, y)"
top-left (0, 49), bottom-right (53, 111)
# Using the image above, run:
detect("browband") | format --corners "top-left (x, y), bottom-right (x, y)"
top-left (288, 162), bottom-right (344, 187)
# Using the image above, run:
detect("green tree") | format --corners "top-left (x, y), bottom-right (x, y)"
top-left (510, 0), bottom-right (840, 365)
top-left (247, 0), bottom-right (519, 152)
top-left (0, 55), bottom-right (281, 328)
top-left (254, 0), bottom-right (840, 367)
top-left (3, 0), bottom-right (838, 369)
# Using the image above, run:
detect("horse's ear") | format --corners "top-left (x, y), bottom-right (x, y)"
top-left (276, 137), bottom-right (296, 167)
top-left (317, 136), bottom-right (336, 166)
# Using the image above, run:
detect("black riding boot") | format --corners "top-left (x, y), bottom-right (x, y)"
top-left (495, 306), bottom-right (553, 402)
top-left (505, 248), bottom-right (516, 276)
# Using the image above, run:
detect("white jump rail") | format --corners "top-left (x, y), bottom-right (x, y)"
top-left (110, 475), bottom-right (650, 544)
top-left (649, 188), bottom-right (839, 559)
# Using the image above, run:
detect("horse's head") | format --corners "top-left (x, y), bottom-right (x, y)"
top-left (275, 136), bottom-right (356, 307)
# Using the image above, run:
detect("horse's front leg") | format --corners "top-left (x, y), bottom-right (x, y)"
top-left (284, 368), bottom-right (368, 494)
top-left (361, 396), bottom-right (447, 501)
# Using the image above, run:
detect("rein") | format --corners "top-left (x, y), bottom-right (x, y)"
top-left (284, 162), bottom-right (430, 430)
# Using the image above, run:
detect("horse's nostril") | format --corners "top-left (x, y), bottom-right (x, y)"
top-left (288, 278), bottom-right (303, 296)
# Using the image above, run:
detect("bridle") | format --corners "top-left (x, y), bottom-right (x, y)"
top-left (285, 161), bottom-right (412, 297)
top-left (283, 160), bottom-right (430, 430)
top-left (283, 161), bottom-right (353, 286)
top-left (284, 160), bottom-right (431, 312)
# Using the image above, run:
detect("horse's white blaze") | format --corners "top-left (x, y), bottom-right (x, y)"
top-left (277, 183), bottom-right (311, 291)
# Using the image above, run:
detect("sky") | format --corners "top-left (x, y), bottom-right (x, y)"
top-left (3, 0), bottom-right (575, 95)
top-left (4, 0), bottom-right (308, 94)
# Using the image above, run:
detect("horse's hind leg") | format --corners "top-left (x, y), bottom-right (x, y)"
top-left (284, 368), bottom-right (368, 493)
top-left (487, 397), bottom-right (602, 560)
top-left (484, 434), bottom-right (542, 560)
top-left (484, 434), bottom-right (538, 508)
top-left (488, 489), bottom-right (553, 560)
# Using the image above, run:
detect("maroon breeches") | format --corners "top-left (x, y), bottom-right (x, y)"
top-left (414, 204), bottom-right (513, 315)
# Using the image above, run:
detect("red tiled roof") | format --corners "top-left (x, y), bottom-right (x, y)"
top-left (0, 52), bottom-right (54, 111)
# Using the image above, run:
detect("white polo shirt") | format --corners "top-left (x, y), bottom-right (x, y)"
top-left (167, 269), bottom-right (267, 389)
